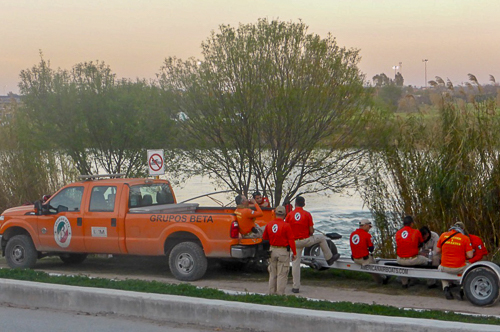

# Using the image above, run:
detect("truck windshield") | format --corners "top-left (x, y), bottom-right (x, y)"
top-left (129, 183), bottom-right (174, 208)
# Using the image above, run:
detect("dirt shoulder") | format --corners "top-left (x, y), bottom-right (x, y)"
top-left (1, 255), bottom-right (498, 317)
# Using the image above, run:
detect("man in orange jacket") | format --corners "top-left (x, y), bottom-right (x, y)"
top-left (234, 194), bottom-right (264, 238)
top-left (436, 222), bottom-right (473, 300)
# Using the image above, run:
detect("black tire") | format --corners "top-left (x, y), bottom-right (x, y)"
top-left (463, 267), bottom-right (500, 306)
top-left (303, 239), bottom-right (338, 271)
top-left (5, 234), bottom-right (38, 269)
top-left (59, 253), bottom-right (88, 265)
top-left (168, 242), bottom-right (208, 281)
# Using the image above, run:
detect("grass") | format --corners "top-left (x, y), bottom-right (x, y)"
top-left (1, 268), bottom-right (499, 326)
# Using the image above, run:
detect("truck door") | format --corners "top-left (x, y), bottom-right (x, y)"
top-left (82, 185), bottom-right (122, 254)
top-left (37, 185), bottom-right (86, 252)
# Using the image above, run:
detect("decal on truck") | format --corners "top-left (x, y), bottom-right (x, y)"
top-left (150, 214), bottom-right (214, 223)
top-left (54, 216), bottom-right (72, 248)
top-left (91, 227), bottom-right (108, 237)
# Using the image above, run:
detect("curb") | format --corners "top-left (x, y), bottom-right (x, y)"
top-left (0, 279), bottom-right (496, 332)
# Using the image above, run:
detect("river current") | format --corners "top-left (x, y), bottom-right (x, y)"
top-left (173, 175), bottom-right (371, 256)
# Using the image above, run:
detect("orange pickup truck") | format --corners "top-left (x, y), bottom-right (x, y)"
top-left (0, 176), bottom-right (273, 280)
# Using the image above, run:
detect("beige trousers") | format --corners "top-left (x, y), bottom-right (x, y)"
top-left (397, 255), bottom-right (428, 286)
top-left (439, 263), bottom-right (469, 289)
top-left (353, 255), bottom-right (384, 284)
top-left (292, 234), bottom-right (333, 290)
top-left (268, 247), bottom-right (291, 295)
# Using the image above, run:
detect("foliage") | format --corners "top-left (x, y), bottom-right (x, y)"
top-left (18, 55), bottom-right (176, 177)
top-left (0, 101), bottom-right (76, 211)
top-left (373, 84), bottom-right (403, 113)
top-left (360, 96), bottom-right (500, 259)
top-left (0, 268), bottom-right (498, 325)
top-left (158, 19), bottom-right (370, 204)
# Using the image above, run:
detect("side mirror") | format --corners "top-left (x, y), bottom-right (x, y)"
top-left (34, 200), bottom-right (49, 215)
top-left (34, 200), bottom-right (42, 215)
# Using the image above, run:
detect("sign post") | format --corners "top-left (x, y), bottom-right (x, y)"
top-left (147, 149), bottom-right (165, 177)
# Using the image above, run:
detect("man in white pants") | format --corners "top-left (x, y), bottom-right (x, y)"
top-left (285, 196), bottom-right (339, 293)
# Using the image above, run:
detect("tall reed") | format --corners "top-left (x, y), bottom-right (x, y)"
top-left (361, 96), bottom-right (500, 261)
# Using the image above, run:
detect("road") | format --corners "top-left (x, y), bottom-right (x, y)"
top-left (0, 303), bottom-right (252, 332)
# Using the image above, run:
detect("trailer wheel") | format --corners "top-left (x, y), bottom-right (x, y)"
top-left (169, 242), bottom-right (208, 281)
top-left (59, 253), bottom-right (88, 265)
top-left (5, 235), bottom-right (38, 269)
top-left (303, 239), bottom-right (338, 271)
top-left (463, 267), bottom-right (500, 306)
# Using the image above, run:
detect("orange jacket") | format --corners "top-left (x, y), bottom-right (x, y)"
top-left (234, 202), bottom-right (263, 235)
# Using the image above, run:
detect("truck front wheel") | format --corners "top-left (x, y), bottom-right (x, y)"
top-left (5, 234), bottom-right (38, 269)
top-left (169, 242), bottom-right (208, 281)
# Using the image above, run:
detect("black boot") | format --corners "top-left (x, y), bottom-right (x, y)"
top-left (444, 286), bottom-right (454, 300)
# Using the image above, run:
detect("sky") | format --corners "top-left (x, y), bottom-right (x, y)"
top-left (2, 0), bottom-right (500, 95)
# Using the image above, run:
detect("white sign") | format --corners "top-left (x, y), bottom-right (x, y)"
top-left (147, 149), bottom-right (165, 176)
top-left (91, 227), bottom-right (108, 237)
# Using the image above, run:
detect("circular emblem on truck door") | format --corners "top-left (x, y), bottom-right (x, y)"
top-left (54, 216), bottom-right (72, 248)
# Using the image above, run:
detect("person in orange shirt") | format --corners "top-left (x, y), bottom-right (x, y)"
top-left (349, 219), bottom-right (388, 284)
top-left (436, 222), bottom-right (473, 300)
top-left (234, 194), bottom-right (264, 238)
top-left (252, 191), bottom-right (270, 208)
top-left (468, 233), bottom-right (488, 263)
top-left (395, 216), bottom-right (427, 288)
top-left (285, 196), bottom-right (339, 293)
top-left (262, 206), bottom-right (297, 295)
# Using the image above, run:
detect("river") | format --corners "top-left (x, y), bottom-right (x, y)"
top-left (173, 175), bottom-right (371, 256)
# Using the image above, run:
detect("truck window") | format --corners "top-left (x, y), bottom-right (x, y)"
top-left (89, 186), bottom-right (116, 212)
top-left (129, 183), bottom-right (174, 208)
top-left (48, 186), bottom-right (84, 213)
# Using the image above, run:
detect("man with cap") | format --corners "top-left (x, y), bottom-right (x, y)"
top-left (436, 222), bottom-right (473, 300)
top-left (395, 216), bottom-right (427, 288)
top-left (350, 219), bottom-right (388, 284)
top-left (262, 206), bottom-right (297, 295)
top-left (285, 196), bottom-right (339, 294)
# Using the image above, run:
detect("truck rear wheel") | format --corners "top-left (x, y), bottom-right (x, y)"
top-left (463, 267), bottom-right (500, 306)
top-left (5, 234), bottom-right (37, 269)
top-left (169, 242), bottom-right (208, 281)
top-left (59, 253), bottom-right (88, 265)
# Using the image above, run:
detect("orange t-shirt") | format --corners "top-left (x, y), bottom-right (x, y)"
top-left (285, 207), bottom-right (313, 240)
top-left (350, 228), bottom-right (373, 259)
top-left (437, 231), bottom-right (473, 268)
top-left (395, 226), bottom-right (423, 258)
top-left (234, 203), bottom-right (263, 235)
